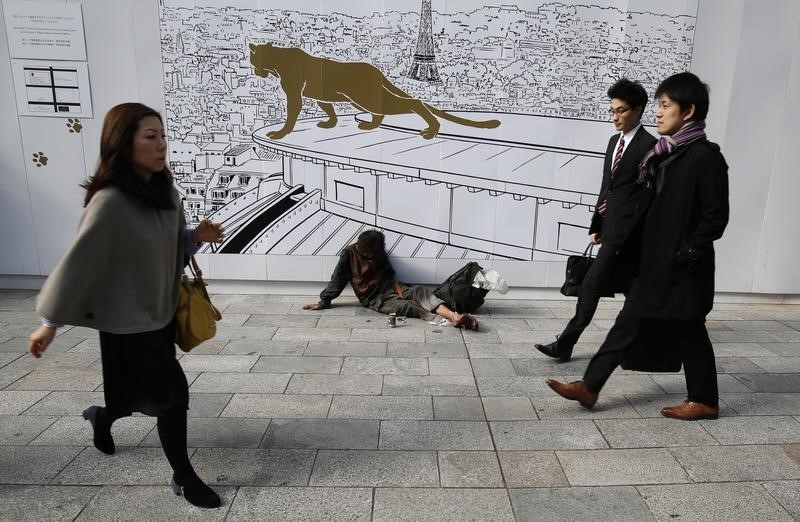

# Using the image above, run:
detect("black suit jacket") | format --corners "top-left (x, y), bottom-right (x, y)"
top-left (589, 126), bottom-right (657, 246)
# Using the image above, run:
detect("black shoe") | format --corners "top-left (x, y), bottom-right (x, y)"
top-left (171, 475), bottom-right (221, 508)
top-left (534, 341), bottom-right (572, 362)
top-left (82, 406), bottom-right (115, 455)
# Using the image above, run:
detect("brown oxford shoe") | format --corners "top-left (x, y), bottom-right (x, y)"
top-left (660, 401), bottom-right (719, 421)
top-left (546, 379), bottom-right (598, 409)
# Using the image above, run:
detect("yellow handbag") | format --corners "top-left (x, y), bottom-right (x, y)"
top-left (175, 256), bottom-right (221, 352)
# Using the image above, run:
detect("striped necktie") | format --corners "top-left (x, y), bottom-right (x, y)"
top-left (611, 134), bottom-right (625, 175)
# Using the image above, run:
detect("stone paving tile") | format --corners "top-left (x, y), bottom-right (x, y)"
top-left (511, 358), bottom-right (592, 376)
top-left (0, 446), bottom-right (82, 483)
top-left (699, 416), bottom-right (800, 445)
top-left (497, 451), bottom-right (569, 488)
top-left (178, 354), bottom-right (258, 373)
top-left (189, 372), bottom-right (291, 394)
top-left (261, 419), bottom-right (379, 449)
top-left (243, 314), bottom-right (319, 328)
top-left (379, 420), bottom-right (494, 450)
top-left (4, 352), bottom-right (100, 372)
top-left (21, 391), bottom-right (105, 416)
top-left (182, 339), bottom-right (229, 355)
top-left (305, 341), bottom-right (386, 357)
top-left (328, 395), bottom-right (433, 420)
top-left (219, 339), bottom-right (307, 356)
top-left (0, 352), bottom-right (22, 369)
top-left (221, 394), bottom-right (331, 418)
top-left (285, 374), bottom-right (383, 395)
top-left (711, 330), bottom-right (785, 343)
top-left (477, 376), bottom-right (559, 397)
top-left (432, 396), bottom-right (485, 420)
top-left (482, 396), bottom-right (537, 421)
top-left (625, 394), bottom-right (738, 418)
top-left (192, 448), bottom-right (316, 486)
top-left (0, 366), bottom-right (32, 389)
top-left (251, 355), bottom-right (343, 374)
top-left (557, 448), bottom-right (689, 485)
top-left (578, 374), bottom-right (664, 396)
top-left (273, 327), bottom-right (351, 342)
top-left (5, 369), bottom-right (103, 391)
top-left (532, 396), bottom-right (641, 419)
top-left (0, 390), bottom-right (48, 414)
top-left (735, 373), bottom-right (800, 392)
top-left (340, 356), bottom-right (428, 375)
top-left (471, 358), bottom-right (516, 376)
top-left (350, 328), bottom-right (425, 343)
top-left (773, 330), bottom-right (800, 342)
top-left (713, 342), bottom-right (777, 357)
top-left (760, 342), bottom-right (800, 356)
top-left (497, 329), bottom-right (560, 343)
top-left (715, 356), bottom-right (767, 373)
top-left (424, 328), bottom-right (465, 344)
top-left (466, 343), bottom-right (539, 358)
top-left (188, 393), bottom-right (234, 418)
top-left (227, 486), bottom-right (372, 521)
top-left (749, 356), bottom-right (800, 373)
top-left (0, 485), bottom-right (100, 522)
top-left (386, 342), bottom-right (467, 358)
top-left (594, 418), bottom-right (719, 448)
top-left (309, 450), bottom-right (438, 487)
top-left (491, 420), bottom-right (607, 451)
top-left (316, 315), bottom-right (389, 329)
top-left (721, 393), bottom-right (800, 416)
top-left (670, 445), bottom-right (800, 482)
top-left (217, 312), bottom-right (251, 327)
top-left (639, 482), bottom-right (793, 521)
top-left (0, 415), bottom-right (58, 445)
top-left (31, 416), bottom-right (155, 447)
top-left (428, 358), bottom-right (472, 376)
top-left (76, 485), bottom-right (237, 521)
top-left (652, 373), bottom-right (753, 393)
top-left (141, 417), bottom-right (269, 448)
top-left (375, 488), bottom-right (515, 521)
top-left (384, 375), bottom-right (477, 396)
top-left (53, 447), bottom-right (174, 485)
top-left (509, 486), bottom-right (654, 521)
top-left (214, 325), bottom-right (278, 340)
top-left (223, 302), bottom-right (294, 315)
top-left (761, 481), bottom-right (800, 519)
top-left (438, 450), bottom-right (504, 487)
top-left (462, 329), bottom-right (502, 344)
top-left (722, 320), bottom-right (796, 331)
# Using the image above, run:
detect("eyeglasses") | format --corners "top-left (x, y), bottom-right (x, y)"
top-left (608, 106), bottom-right (631, 115)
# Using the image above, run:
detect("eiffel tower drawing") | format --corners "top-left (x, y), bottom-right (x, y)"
top-left (407, 0), bottom-right (441, 83)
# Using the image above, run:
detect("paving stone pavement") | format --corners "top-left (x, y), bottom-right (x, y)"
top-left (1, 289), bottom-right (799, 520)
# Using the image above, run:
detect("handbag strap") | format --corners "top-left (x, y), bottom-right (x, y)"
top-left (583, 242), bottom-right (595, 257)
top-left (188, 255), bottom-right (204, 282)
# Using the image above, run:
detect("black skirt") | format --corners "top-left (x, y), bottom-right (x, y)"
top-left (98, 322), bottom-right (188, 417)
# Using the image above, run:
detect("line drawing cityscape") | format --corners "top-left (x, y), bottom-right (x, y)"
top-left (158, 1), bottom-right (698, 264)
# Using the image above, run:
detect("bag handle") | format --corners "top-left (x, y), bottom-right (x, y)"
top-left (583, 242), bottom-right (595, 257)
top-left (186, 256), bottom-right (214, 302)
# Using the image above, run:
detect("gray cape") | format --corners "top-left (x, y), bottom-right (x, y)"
top-left (36, 186), bottom-right (185, 334)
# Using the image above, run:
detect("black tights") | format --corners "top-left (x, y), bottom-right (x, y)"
top-left (100, 406), bottom-right (197, 483)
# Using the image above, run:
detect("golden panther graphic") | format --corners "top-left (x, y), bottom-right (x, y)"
top-left (249, 43), bottom-right (501, 140)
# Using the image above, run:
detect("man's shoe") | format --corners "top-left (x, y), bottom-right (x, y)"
top-left (661, 401), bottom-right (719, 421)
top-left (535, 341), bottom-right (572, 362)
top-left (546, 379), bottom-right (598, 409)
top-left (82, 405), bottom-right (115, 455)
top-left (171, 475), bottom-right (221, 508)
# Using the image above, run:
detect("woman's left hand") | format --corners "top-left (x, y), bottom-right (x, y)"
top-left (192, 219), bottom-right (225, 243)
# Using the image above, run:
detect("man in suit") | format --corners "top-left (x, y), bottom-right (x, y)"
top-left (547, 72), bottom-right (729, 420)
top-left (536, 79), bottom-right (657, 362)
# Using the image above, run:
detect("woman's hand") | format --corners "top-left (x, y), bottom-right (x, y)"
top-left (192, 219), bottom-right (225, 243)
top-left (28, 325), bottom-right (56, 358)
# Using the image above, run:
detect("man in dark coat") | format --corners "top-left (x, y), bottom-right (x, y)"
top-left (303, 230), bottom-right (478, 330)
top-left (547, 72), bottom-right (729, 421)
top-left (536, 78), bottom-right (657, 361)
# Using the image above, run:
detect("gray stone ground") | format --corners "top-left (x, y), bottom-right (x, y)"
top-left (1, 289), bottom-right (799, 521)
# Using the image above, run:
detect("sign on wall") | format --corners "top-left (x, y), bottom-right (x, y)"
top-left (10, 60), bottom-right (93, 117)
top-left (3, 0), bottom-right (87, 61)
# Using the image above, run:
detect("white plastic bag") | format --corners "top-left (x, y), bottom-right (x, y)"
top-left (472, 269), bottom-right (509, 294)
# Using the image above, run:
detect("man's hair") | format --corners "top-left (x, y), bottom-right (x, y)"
top-left (655, 72), bottom-right (710, 121)
top-left (607, 78), bottom-right (648, 110)
top-left (356, 229), bottom-right (386, 254)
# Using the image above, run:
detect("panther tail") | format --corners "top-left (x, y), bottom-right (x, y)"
top-left (424, 104), bottom-right (501, 129)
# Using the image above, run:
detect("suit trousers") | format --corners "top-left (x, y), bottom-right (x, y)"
top-left (582, 309), bottom-right (719, 407)
top-left (556, 243), bottom-right (620, 352)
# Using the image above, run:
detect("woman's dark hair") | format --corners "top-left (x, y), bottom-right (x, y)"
top-left (655, 72), bottom-right (710, 121)
top-left (82, 102), bottom-right (175, 208)
top-left (356, 230), bottom-right (386, 255)
top-left (607, 78), bottom-right (648, 111)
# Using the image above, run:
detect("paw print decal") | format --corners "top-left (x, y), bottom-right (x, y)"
top-left (66, 118), bottom-right (82, 133)
top-left (32, 152), bottom-right (48, 167)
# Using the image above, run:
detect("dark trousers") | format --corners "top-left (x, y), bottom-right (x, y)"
top-left (582, 309), bottom-right (719, 407)
top-left (556, 243), bottom-right (619, 352)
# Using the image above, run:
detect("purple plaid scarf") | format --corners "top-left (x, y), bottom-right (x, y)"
top-left (638, 120), bottom-right (707, 184)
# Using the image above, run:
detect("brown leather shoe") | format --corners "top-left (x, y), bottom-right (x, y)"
top-left (660, 401), bottom-right (719, 421)
top-left (546, 379), bottom-right (598, 409)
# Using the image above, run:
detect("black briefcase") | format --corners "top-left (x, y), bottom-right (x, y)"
top-left (560, 243), bottom-right (614, 298)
